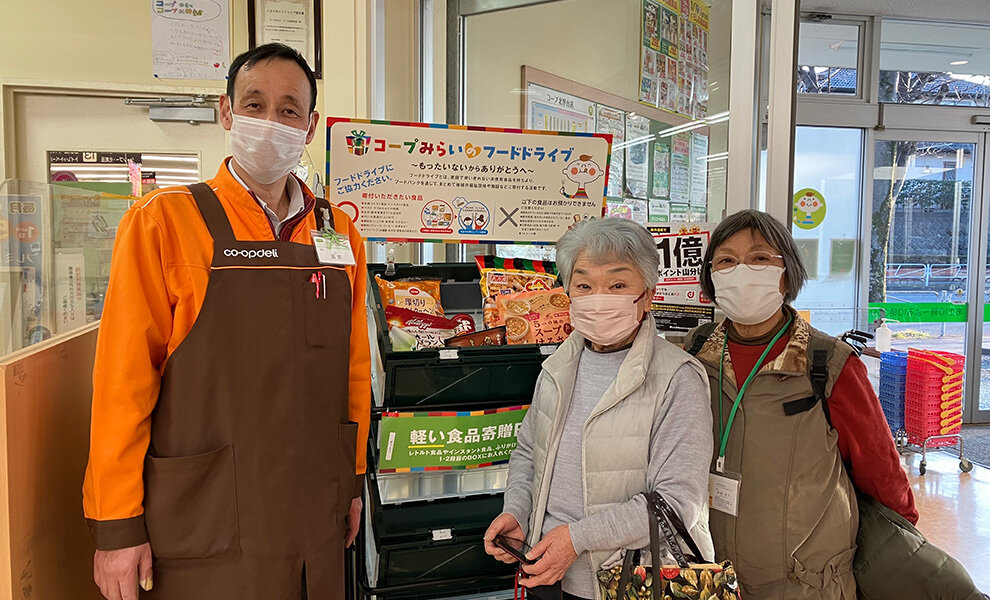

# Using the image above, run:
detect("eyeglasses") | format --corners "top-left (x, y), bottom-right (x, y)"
top-left (710, 251), bottom-right (784, 273)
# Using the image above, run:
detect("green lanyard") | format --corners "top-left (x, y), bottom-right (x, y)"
top-left (715, 317), bottom-right (792, 471)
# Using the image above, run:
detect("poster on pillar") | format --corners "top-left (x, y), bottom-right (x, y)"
top-left (326, 118), bottom-right (612, 244)
top-left (649, 223), bottom-right (716, 332)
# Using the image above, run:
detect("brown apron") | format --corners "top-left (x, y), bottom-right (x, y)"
top-left (142, 183), bottom-right (358, 600)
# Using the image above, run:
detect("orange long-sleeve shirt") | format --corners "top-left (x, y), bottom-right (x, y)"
top-left (83, 159), bottom-right (372, 549)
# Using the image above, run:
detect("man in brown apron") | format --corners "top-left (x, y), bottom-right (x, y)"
top-left (83, 43), bottom-right (371, 600)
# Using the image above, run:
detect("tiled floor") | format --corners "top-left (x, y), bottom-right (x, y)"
top-left (904, 450), bottom-right (990, 592)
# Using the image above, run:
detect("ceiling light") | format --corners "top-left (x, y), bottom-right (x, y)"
top-left (950, 60), bottom-right (969, 66)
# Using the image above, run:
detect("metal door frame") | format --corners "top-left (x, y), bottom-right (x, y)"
top-left (872, 125), bottom-right (990, 423)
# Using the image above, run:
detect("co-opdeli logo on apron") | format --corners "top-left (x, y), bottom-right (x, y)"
top-left (223, 248), bottom-right (279, 259)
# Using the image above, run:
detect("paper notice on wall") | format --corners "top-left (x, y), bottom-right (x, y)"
top-left (606, 197), bottom-right (648, 224)
top-left (54, 249), bottom-right (87, 334)
top-left (526, 84), bottom-right (596, 133)
top-left (670, 201), bottom-right (690, 222)
top-left (261, 1), bottom-right (311, 69)
top-left (690, 133), bottom-right (709, 206)
top-left (653, 141), bottom-right (671, 198)
top-left (669, 134), bottom-right (691, 203)
top-left (596, 106), bottom-right (625, 197)
top-left (151, 0), bottom-right (230, 80)
top-left (625, 114), bottom-right (651, 199)
top-left (649, 198), bottom-right (671, 223)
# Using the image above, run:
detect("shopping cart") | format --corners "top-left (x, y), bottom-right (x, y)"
top-left (902, 349), bottom-right (974, 475)
top-left (879, 351), bottom-right (908, 450)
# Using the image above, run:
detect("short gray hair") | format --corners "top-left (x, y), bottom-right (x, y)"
top-left (555, 218), bottom-right (659, 291)
top-left (700, 209), bottom-right (808, 304)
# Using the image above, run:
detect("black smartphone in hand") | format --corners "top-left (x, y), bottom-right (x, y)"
top-left (494, 534), bottom-right (537, 565)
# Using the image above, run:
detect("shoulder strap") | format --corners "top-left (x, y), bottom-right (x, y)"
top-left (314, 197), bottom-right (335, 231)
top-left (809, 348), bottom-right (831, 425)
top-left (188, 183), bottom-right (235, 243)
top-left (685, 321), bottom-right (720, 357)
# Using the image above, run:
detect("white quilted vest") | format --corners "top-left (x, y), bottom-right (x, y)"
top-left (524, 316), bottom-right (714, 599)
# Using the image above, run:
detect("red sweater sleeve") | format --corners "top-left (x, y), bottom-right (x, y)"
top-left (828, 354), bottom-right (919, 524)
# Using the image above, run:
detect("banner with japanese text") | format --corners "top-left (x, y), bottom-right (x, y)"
top-left (378, 405), bottom-right (529, 472)
top-left (327, 118), bottom-right (612, 244)
top-left (649, 224), bottom-right (716, 332)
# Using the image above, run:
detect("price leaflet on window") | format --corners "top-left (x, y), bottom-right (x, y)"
top-left (378, 405), bottom-right (529, 472)
top-left (649, 224), bottom-right (716, 332)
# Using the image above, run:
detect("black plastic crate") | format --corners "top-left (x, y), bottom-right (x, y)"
top-left (371, 537), bottom-right (515, 599)
top-left (369, 262), bottom-right (552, 408)
top-left (363, 466), bottom-right (514, 599)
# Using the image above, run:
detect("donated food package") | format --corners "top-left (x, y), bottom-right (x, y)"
top-left (444, 326), bottom-right (507, 348)
top-left (385, 306), bottom-right (458, 349)
top-left (375, 276), bottom-right (444, 316)
top-left (496, 289), bottom-right (572, 345)
top-left (475, 256), bottom-right (558, 329)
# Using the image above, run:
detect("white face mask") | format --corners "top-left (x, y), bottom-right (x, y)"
top-left (711, 265), bottom-right (785, 326)
top-left (228, 114), bottom-right (309, 184)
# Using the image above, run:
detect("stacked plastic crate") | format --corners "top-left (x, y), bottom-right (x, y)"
top-left (879, 351), bottom-right (908, 432)
top-left (904, 349), bottom-right (964, 448)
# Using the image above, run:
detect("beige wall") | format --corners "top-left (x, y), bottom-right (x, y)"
top-left (0, 0), bottom-right (372, 184)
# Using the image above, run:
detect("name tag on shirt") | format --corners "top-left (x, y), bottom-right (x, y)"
top-left (311, 229), bottom-right (355, 265)
top-left (709, 471), bottom-right (741, 516)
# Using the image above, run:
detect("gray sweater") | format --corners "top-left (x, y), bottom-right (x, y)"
top-left (503, 346), bottom-right (712, 597)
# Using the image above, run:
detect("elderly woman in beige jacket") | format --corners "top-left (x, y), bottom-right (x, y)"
top-left (483, 218), bottom-right (714, 600)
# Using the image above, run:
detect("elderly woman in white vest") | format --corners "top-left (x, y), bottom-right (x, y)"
top-left (483, 218), bottom-right (714, 600)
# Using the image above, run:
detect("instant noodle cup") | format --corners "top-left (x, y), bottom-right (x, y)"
top-left (375, 275), bottom-right (444, 316)
top-left (475, 256), bottom-right (558, 329)
top-left (496, 288), bottom-right (572, 345)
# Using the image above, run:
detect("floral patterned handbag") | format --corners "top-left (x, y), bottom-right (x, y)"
top-left (596, 491), bottom-right (740, 600)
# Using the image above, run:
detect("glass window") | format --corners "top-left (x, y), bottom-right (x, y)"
top-left (869, 138), bottom-right (973, 396)
top-left (797, 21), bottom-right (860, 96)
top-left (463, 0), bottom-right (731, 233)
top-left (790, 127), bottom-right (863, 335)
top-left (879, 19), bottom-right (990, 107)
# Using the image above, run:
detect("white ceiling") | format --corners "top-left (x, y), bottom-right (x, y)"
top-left (800, 0), bottom-right (990, 25)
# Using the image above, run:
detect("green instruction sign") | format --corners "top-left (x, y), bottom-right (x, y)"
top-left (868, 302), bottom-right (973, 324)
top-left (378, 406), bottom-right (529, 472)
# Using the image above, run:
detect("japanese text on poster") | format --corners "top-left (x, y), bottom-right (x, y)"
top-left (327, 118), bottom-right (612, 243)
top-left (525, 84), bottom-right (596, 133)
top-left (151, 0), bottom-right (230, 80)
top-left (625, 115), bottom-right (651, 199)
top-left (649, 224), bottom-right (715, 331)
top-left (378, 406), bottom-right (529, 471)
top-left (596, 106), bottom-right (626, 197)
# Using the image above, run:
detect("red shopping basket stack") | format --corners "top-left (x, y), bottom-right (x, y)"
top-left (904, 349), bottom-right (964, 448)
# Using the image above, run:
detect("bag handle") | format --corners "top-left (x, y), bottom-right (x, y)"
top-left (645, 491), bottom-right (704, 564)
top-left (614, 492), bottom-right (702, 599)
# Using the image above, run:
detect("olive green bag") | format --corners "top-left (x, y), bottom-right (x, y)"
top-left (854, 492), bottom-right (984, 600)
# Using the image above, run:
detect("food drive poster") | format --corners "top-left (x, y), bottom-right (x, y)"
top-left (326, 118), bottom-right (612, 244)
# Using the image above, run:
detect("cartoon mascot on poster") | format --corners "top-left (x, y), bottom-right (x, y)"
top-left (560, 154), bottom-right (603, 200)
